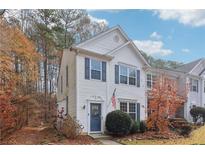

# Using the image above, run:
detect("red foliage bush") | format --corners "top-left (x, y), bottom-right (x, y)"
top-left (0, 90), bottom-right (17, 138)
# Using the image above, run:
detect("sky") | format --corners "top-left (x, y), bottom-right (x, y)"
top-left (88, 10), bottom-right (205, 63)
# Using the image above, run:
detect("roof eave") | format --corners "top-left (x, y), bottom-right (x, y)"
top-left (70, 46), bottom-right (113, 61)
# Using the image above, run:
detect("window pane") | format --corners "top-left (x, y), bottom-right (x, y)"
top-left (120, 75), bottom-right (127, 84)
top-left (120, 65), bottom-right (127, 76)
top-left (91, 70), bottom-right (101, 80)
top-left (120, 102), bottom-right (127, 112)
top-left (192, 86), bottom-right (197, 92)
top-left (147, 74), bottom-right (151, 80)
top-left (147, 81), bottom-right (152, 88)
top-left (129, 68), bottom-right (136, 77)
top-left (129, 113), bottom-right (136, 120)
top-left (129, 103), bottom-right (136, 112)
top-left (91, 59), bottom-right (101, 70)
top-left (129, 77), bottom-right (136, 85)
top-left (191, 79), bottom-right (198, 92)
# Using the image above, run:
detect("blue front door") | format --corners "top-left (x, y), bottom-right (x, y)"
top-left (90, 103), bottom-right (101, 132)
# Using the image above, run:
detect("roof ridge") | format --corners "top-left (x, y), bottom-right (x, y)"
top-left (177, 58), bottom-right (203, 68)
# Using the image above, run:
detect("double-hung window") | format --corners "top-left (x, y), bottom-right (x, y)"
top-left (120, 65), bottom-right (128, 84)
top-left (91, 59), bottom-right (102, 80)
top-left (129, 68), bottom-right (136, 85)
top-left (119, 65), bottom-right (136, 85)
top-left (120, 102), bottom-right (136, 120)
top-left (147, 74), bottom-right (152, 89)
top-left (190, 78), bottom-right (198, 92)
top-left (146, 73), bottom-right (156, 89)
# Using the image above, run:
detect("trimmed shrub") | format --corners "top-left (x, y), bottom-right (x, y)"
top-left (140, 120), bottom-right (147, 133)
top-left (105, 110), bottom-right (132, 135)
top-left (130, 120), bottom-right (140, 134)
top-left (190, 107), bottom-right (205, 123)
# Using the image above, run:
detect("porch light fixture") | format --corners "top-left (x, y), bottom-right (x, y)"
top-left (82, 105), bottom-right (86, 109)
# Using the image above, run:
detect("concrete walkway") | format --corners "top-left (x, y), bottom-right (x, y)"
top-left (98, 139), bottom-right (121, 145)
top-left (88, 133), bottom-right (121, 145)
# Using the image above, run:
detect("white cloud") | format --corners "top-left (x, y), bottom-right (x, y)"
top-left (154, 10), bottom-right (205, 27)
top-left (88, 15), bottom-right (109, 25)
top-left (134, 40), bottom-right (174, 56)
top-left (181, 48), bottom-right (190, 53)
top-left (150, 32), bottom-right (162, 40)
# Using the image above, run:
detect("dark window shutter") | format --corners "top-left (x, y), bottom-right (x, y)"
top-left (137, 103), bottom-right (140, 122)
top-left (85, 58), bottom-right (90, 80)
top-left (197, 80), bottom-right (198, 92)
top-left (102, 61), bottom-right (106, 82)
top-left (115, 65), bottom-right (119, 84)
top-left (66, 65), bottom-right (68, 87)
top-left (137, 70), bottom-right (140, 87)
top-left (66, 96), bottom-right (68, 115)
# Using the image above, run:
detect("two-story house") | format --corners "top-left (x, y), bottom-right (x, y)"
top-left (57, 26), bottom-right (150, 133)
top-left (57, 25), bottom-right (205, 134)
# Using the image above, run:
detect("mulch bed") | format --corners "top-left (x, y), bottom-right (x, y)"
top-left (115, 130), bottom-right (183, 143)
top-left (0, 126), bottom-right (99, 145)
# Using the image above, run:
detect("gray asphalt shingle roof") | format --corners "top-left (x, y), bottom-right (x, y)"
top-left (176, 58), bottom-right (204, 73)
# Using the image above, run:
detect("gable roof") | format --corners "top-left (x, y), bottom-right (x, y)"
top-left (75, 25), bottom-right (129, 47)
top-left (72, 25), bottom-right (150, 67)
top-left (176, 58), bottom-right (204, 73)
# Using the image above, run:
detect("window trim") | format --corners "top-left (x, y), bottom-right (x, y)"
top-left (120, 102), bottom-right (137, 120)
top-left (146, 73), bottom-right (156, 89)
top-left (119, 64), bottom-right (137, 86)
top-left (90, 58), bottom-right (102, 81)
top-left (190, 78), bottom-right (198, 93)
top-left (147, 73), bottom-right (152, 89)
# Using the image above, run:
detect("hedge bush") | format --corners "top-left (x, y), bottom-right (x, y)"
top-left (130, 120), bottom-right (147, 134)
top-left (140, 120), bottom-right (147, 133)
top-left (190, 107), bottom-right (205, 123)
top-left (130, 120), bottom-right (140, 134)
top-left (105, 110), bottom-right (132, 135)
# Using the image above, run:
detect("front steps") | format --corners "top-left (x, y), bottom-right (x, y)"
top-left (89, 133), bottom-right (112, 140)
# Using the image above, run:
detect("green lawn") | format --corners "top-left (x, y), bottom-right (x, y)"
top-left (120, 125), bottom-right (205, 145)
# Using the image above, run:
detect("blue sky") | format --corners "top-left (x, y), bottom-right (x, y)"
top-left (88, 10), bottom-right (205, 63)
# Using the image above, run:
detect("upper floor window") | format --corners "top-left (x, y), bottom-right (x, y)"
top-left (85, 57), bottom-right (106, 82)
top-left (91, 59), bottom-right (102, 80)
top-left (190, 78), bottom-right (198, 92)
top-left (119, 65), bottom-right (136, 85)
top-left (147, 74), bottom-right (152, 89)
top-left (120, 65), bottom-right (128, 84)
top-left (146, 73), bottom-right (156, 89)
top-left (129, 68), bottom-right (136, 85)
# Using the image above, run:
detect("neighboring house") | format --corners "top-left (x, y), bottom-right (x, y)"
top-left (57, 25), bottom-right (205, 134)
top-left (57, 26), bottom-right (150, 133)
top-left (146, 58), bottom-right (205, 122)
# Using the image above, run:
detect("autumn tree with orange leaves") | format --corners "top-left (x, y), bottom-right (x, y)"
top-left (0, 16), bottom-right (39, 135)
top-left (147, 74), bottom-right (188, 133)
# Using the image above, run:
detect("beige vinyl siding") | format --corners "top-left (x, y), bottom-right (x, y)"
top-left (57, 49), bottom-right (77, 118)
